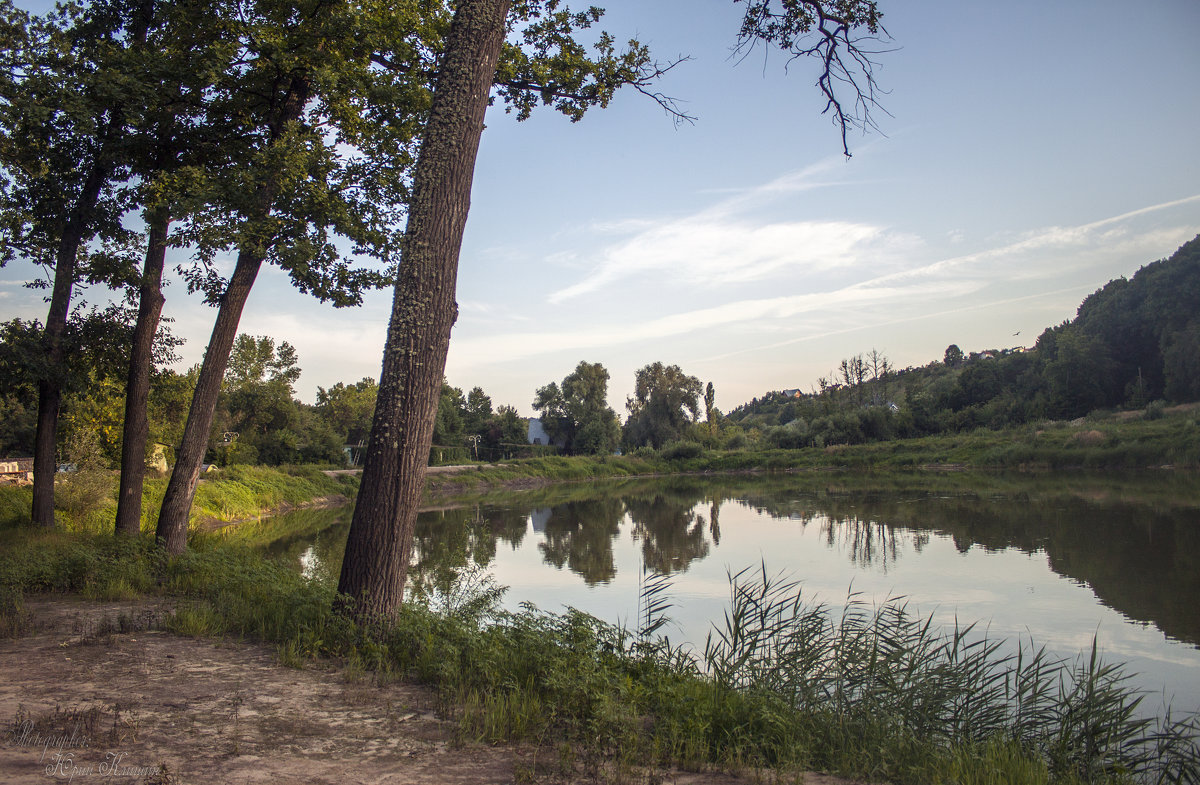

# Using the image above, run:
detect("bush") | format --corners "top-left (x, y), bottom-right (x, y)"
top-left (659, 441), bottom-right (703, 461)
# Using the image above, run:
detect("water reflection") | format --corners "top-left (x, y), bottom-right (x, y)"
top-left (255, 473), bottom-right (1200, 657)
top-left (537, 498), bottom-right (623, 584)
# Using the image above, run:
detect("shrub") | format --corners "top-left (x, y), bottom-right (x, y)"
top-left (659, 441), bottom-right (703, 461)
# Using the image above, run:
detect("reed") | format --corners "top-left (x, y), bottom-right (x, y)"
top-left (699, 563), bottom-right (1199, 782)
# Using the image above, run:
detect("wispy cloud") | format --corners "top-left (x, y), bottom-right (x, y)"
top-left (454, 193), bottom-right (1200, 370)
top-left (453, 279), bottom-right (977, 367)
top-left (546, 159), bottom-right (886, 303)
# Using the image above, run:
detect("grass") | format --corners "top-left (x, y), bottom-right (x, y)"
top-left (0, 464), bottom-right (357, 535)
top-left (1, 522), bottom-right (1196, 784)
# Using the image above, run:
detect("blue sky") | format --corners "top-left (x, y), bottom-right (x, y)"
top-left (3, 0), bottom-right (1199, 416)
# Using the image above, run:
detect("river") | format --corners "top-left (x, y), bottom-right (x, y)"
top-left (254, 470), bottom-right (1200, 714)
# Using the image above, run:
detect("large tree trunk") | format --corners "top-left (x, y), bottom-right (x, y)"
top-left (154, 250), bottom-right (262, 553)
top-left (114, 209), bottom-right (170, 536)
top-left (337, 0), bottom-right (511, 618)
top-left (31, 167), bottom-right (109, 527)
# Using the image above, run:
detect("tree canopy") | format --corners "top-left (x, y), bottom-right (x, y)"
top-left (533, 361), bottom-right (621, 455)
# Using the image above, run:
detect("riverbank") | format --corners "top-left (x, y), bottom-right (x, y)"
top-left (4, 473), bottom-right (1200, 783)
top-left (3, 526), bottom-right (1196, 784)
top-left (422, 403), bottom-right (1200, 500)
top-left (4, 596), bottom-right (848, 785)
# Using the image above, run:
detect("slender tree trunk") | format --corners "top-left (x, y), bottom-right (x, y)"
top-left (154, 250), bottom-right (262, 553)
top-left (337, 0), bottom-right (510, 618)
top-left (153, 72), bottom-right (309, 554)
top-left (31, 167), bottom-right (109, 527)
top-left (114, 209), bottom-right (170, 536)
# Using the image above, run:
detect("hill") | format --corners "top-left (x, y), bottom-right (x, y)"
top-left (727, 235), bottom-right (1200, 448)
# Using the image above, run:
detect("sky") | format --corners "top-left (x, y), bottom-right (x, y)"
top-left (3, 0), bottom-right (1199, 417)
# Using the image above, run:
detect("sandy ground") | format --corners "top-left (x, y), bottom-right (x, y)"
top-left (1, 597), bottom-right (861, 785)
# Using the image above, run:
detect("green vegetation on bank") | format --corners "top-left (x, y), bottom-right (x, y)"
top-left (427, 403), bottom-right (1200, 501)
top-left (1, 524), bottom-right (1197, 784)
top-left (729, 236), bottom-right (1200, 448)
top-left (0, 465), bottom-right (356, 534)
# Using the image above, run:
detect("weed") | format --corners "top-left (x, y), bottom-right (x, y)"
top-left (0, 585), bottom-right (32, 638)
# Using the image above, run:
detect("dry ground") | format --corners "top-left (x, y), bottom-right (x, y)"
top-left (1, 597), bottom-right (861, 785)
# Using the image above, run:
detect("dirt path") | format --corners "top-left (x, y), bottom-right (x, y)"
top-left (1, 598), bottom-right (859, 785)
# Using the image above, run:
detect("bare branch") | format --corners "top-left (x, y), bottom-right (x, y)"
top-left (732, 0), bottom-right (892, 156)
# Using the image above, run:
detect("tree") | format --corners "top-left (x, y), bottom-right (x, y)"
top-left (154, 0), bottom-right (437, 553)
top-left (433, 382), bottom-right (467, 449)
top-left (624, 362), bottom-right (703, 450)
top-left (341, 0), bottom-right (890, 618)
top-left (533, 361), bottom-right (622, 455)
top-left (704, 381), bottom-right (716, 435)
top-left (464, 386), bottom-right (493, 437)
top-left (0, 2), bottom-right (150, 525)
top-left (483, 404), bottom-right (529, 448)
top-left (944, 344), bottom-right (964, 367)
top-left (837, 354), bottom-right (868, 406)
top-left (315, 378), bottom-right (378, 447)
top-left (1162, 322), bottom-right (1200, 403)
top-left (115, 0), bottom-right (240, 536)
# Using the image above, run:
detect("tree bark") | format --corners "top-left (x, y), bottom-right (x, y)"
top-left (154, 249), bottom-right (261, 553)
top-left (153, 70), bottom-right (309, 554)
top-left (337, 0), bottom-right (511, 618)
top-left (114, 209), bottom-right (169, 536)
top-left (31, 164), bottom-right (110, 527)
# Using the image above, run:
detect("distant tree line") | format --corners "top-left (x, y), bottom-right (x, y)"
top-left (730, 235), bottom-right (1200, 447)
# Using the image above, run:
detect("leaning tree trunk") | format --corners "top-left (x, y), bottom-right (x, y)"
top-left (114, 209), bottom-right (170, 536)
top-left (153, 74), bottom-right (309, 554)
top-left (31, 166), bottom-right (109, 527)
top-left (337, 0), bottom-right (511, 618)
top-left (154, 250), bottom-right (261, 554)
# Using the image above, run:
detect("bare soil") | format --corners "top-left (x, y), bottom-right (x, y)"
top-left (1, 597), bottom-right (860, 785)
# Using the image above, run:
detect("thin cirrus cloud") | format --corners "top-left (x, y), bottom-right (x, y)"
top-left (452, 192), bottom-right (1200, 371)
top-left (547, 218), bottom-right (886, 303)
top-left (450, 278), bottom-right (979, 368)
top-left (545, 161), bottom-right (884, 304)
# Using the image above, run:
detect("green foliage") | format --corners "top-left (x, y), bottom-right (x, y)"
top-left (52, 428), bottom-right (112, 522)
top-left (315, 377), bottom-right (378, 447)
top-left (533, 361), bottom-right (622, 455)
top-left (729, 236), bottom-right (1200, 447)
top-left (624, 362), bottom-right (704, 450)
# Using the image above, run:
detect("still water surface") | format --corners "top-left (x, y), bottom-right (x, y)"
top-left (256, 472), bottom-right (1200, 713)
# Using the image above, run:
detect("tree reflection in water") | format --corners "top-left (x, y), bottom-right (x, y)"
top-left (259, 473), bottom-right (1200, 650)
top-left (538, 498), bottom-right (624, 585)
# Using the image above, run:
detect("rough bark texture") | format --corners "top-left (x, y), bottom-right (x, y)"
top-left (337, 0), bottom-right (511, 618)
top-left (154, 250), bottom-right (261, 553)
top-left (153, 73), bottom-right (309, 554)
top-left (31, 165), bottom-right (109, 527)
top-left (114, 210), bottom-right (169, 536)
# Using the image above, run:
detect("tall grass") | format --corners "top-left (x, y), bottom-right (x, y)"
top-left (700, 564), bottom-right (1200, 782)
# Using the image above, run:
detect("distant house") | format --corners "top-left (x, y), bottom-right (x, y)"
top-left (0, 458), bottom-right (33, 486)
top-left (526, 418), bottom-right (566, 449)
top-left (780, 389), bottom-right (804, 398)
top-left (527, 417), bottom-right (551, 445)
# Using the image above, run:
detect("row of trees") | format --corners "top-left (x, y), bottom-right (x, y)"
top-left (0, 325), bottom-right (539, 467)
top-left (533, 360), bottom-right (722, 455)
